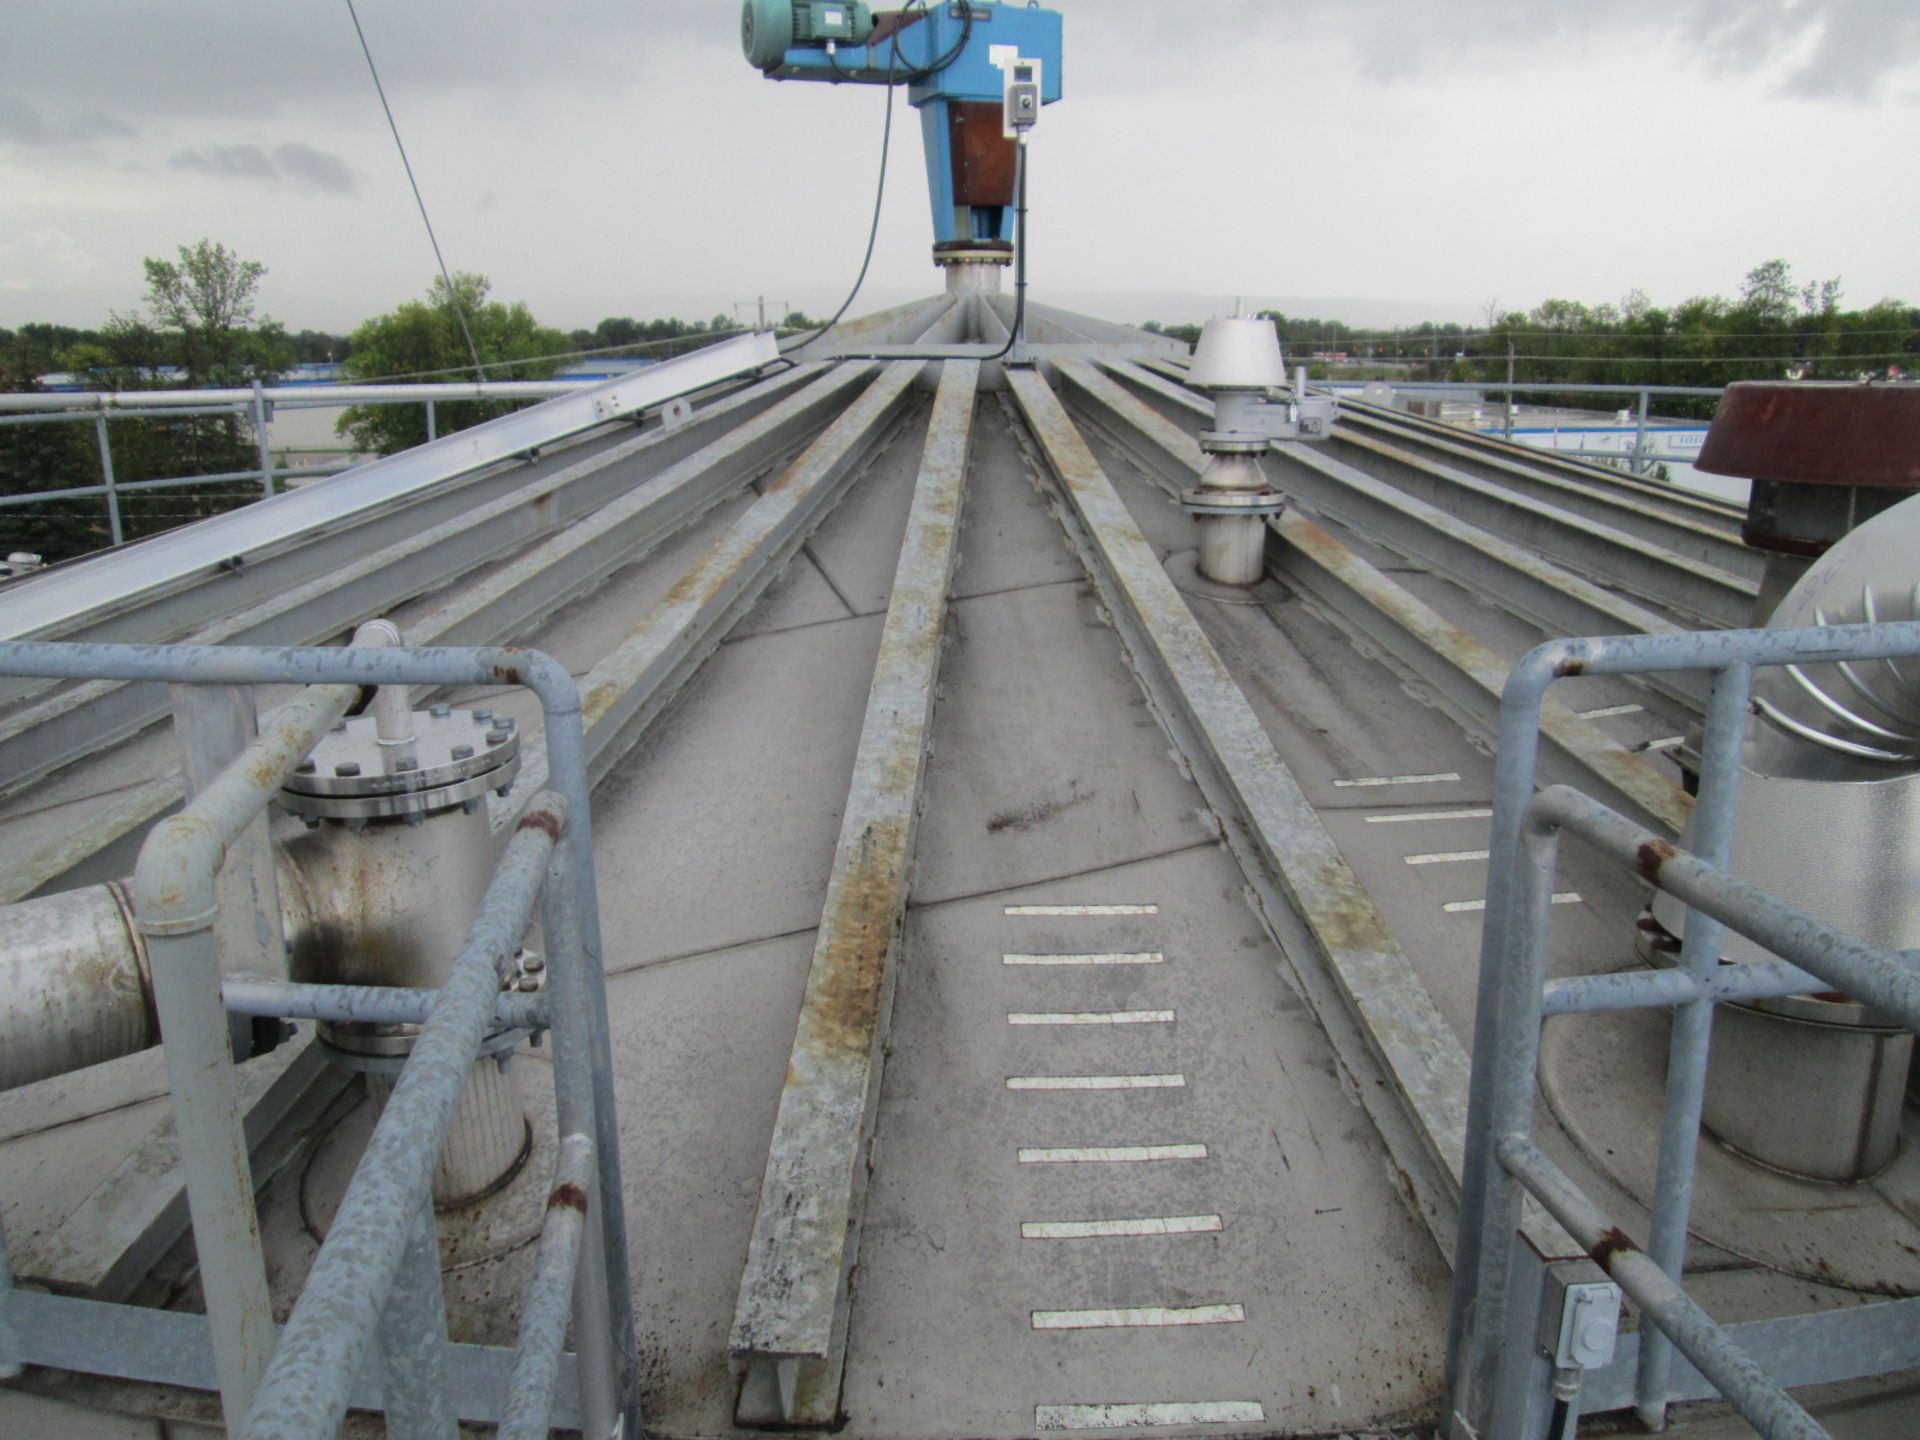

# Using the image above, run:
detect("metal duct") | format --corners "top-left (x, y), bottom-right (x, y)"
top-left (0, 883), bottom-right (149, 1091)
top-left (1748, 489), bottom-right (1920, 778)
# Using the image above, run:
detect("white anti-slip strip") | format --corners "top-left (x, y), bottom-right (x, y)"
top-left (1017, 1144), bottom-right (1207, 1164)
top-left (1004, 952), bottom-right (1164, 966)
top-left (1332, 771), bottom-right (1460, 788)
top-left (1008, 1011), bottom-right (1175, 1026)
top-left (1008, 1074), bottom-right (1186, 1091)
top-left (1364, 807), bottom-right (1493, 824)
top-left (1445, 892), bottom-right (1581, 914)
top-left (1032, 1304), bottom-right (1244, 1330)
top-left (1035, 1401), bottom-right (1266, 1431)
top-left (1005, 903), bottom-right (1159, 916)
top-left (1404, 849), bottom-right (1491, 866)
top-left (1021, 1215), bottom-right (1222, 1240)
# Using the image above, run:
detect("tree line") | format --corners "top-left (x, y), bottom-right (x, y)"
top-left (0, 239), bottom-right (773, 560)
top-left (1145, 261), bottom-right (1918, 421)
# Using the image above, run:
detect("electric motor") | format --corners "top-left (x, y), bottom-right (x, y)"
top-left (743, 0), bottom-right (874, 70)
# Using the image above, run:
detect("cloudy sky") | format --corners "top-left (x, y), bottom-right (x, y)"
top-left (2, 1), bottom-right (1917, 335)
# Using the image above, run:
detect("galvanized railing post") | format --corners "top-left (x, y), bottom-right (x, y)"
top-left (169, 682), bottom-right (286, 984)
top-left (252, 381), bottom-right (275, 496)
top-left (94, 410), bottom-right (124, 546)
top-left (499, 1133), bottom-right (598, 1440)
top-left (1632, 389), bottom-right (1650, 476)
top-left (1635, 661), bottom-right (1752, 1429)
top-left (1446, 641), bottom-right (1564, 1429)
top-left (426, 397), bottom-right (437, 442)
top-left (138, 903), bottom-right (276, 1428)
top-left (535, 699), bottom-right (630, 1437)
top-left (376, 1197), bottom-right (458, 1440)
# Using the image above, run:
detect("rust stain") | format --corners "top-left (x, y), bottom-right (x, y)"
top-left (1589, 1225), bottom-right (1637, 1273)
top-left (1557, 656), bottom-right (1586, 677)
top-left (549, 1181), bottom-right (590, 1214)
top-left (801, 815), bottom-right (911, 1061)
top-left (517, 808), bottom-right (562, 841)
top-left (1635, 838), bottom-right (1677, 883)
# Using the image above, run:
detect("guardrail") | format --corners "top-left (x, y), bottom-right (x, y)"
top-left (0, 379), bottom-right (603, 548)
top-left (0, 639), bottom-right (637, 1439)
top-left (1331, 380), bottom-right (1730, 479)
top-left (1446, 622), bottom-right (1920, 1440)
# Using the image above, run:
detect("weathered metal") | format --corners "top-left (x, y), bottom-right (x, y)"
top-left (1699, 381), bottom-right (1920, 490)
top-left (1075, 359), bottom-right (1709, 712)
top-left (1497, 1137), bottom-right (1827, 1440)
top-left (22, 1033), bottom-right (343, 1301)
top-left (0, 881), bottom-right (148, 1090)
top-left (0, 333), bottom-right (779, 644)
top-left (0, 363), bottom-right (831, 808)
top-left (731, 360), bottom-right (977, 1426)
top-left (131, 633), bottom-right (388, 1430)
top-left (1049, 356), bottom-right (1691, 839)
top-left (1447, 621), bottom-right (1920, 1440)
top-left (221, 974), bottom-right (550, 1031)
top-left (374, 1198), bottom-right (458, 1440)
top-left (1005, 365), bottom-right (1472, 1258)
top-left (577, 360), bottom-right (924, 790)
top-left (0, 1287), bottom-right (586, 1427)
top-left (499, 1132), bottom-right (596, 1440)
top-left (169, 682), bottom-right (285, 984)
top-left (0, 639), bottom-right (635, 1434)
top-left (240, 796), bottom-right (564, 1440)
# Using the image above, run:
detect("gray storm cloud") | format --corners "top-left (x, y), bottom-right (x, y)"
top-left (168, 142), bottom-right (358, 194)
top-left (4, 1), bottom-right (1916, 121)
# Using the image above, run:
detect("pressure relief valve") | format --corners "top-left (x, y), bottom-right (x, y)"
top-left (1182, 314), bottom-right (1339, 585)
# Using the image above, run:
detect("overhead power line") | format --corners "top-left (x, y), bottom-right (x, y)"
top-left (344, 0), bottom-right (487, 388)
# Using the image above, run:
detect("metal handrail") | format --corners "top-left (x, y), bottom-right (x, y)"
top-left (0, 640), bottom-right (638, 1438)
top-left (1445, 622), bottom-right (1920, 1440)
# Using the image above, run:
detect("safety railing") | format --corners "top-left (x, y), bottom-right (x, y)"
top-left (0, 639), bottom-right (637, 1439)
top-left (1446, 622), bottom-right (1920, 1440)
top-left (0, 380), bottom-right (592, 548)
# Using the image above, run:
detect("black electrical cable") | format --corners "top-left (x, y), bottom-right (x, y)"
top-left (782, 42), bottom-right (899, 356)
top-left (786, 1), bottom-right (976, 356)
top-left (981, 138), bottom-right (1029, 362)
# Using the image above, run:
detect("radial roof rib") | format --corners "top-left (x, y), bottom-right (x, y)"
top-left (0, 365), bottom-right (833, 803)
top-left (0, 363), bottom-right (874, 901)
top-left (730, 361), bottom-right (977, 1428)
top-left (0, 333), bottom-right (778, 648)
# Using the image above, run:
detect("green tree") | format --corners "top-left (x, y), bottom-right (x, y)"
top-left (337, 273), bottom-right (570, 455)
top-left (0, 335), bottom-right (101, 562)
top-left (140, 239), bottom-right (290, 386)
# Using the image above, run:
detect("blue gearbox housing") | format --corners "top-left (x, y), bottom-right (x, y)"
top-left (740, 1), bottom-right (1063, 253)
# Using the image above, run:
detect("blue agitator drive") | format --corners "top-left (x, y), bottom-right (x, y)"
top-left (741, 1), bottom-right (1062, 265)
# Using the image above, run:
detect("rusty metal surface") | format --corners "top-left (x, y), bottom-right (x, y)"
top-left (1004, 364), bottom-right (1475, 1259)
top-left (948, 101), bottom-right (1017, 206)
top-left (730, 361), bottom-right (978, 1426)
top-left (1699, 381), bottom-right (1920, 489)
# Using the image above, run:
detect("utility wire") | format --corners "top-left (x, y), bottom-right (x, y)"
top-left (785, 42), bottom-right (901, 355)
top-left (344, 0), bottom-right (488, 388)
